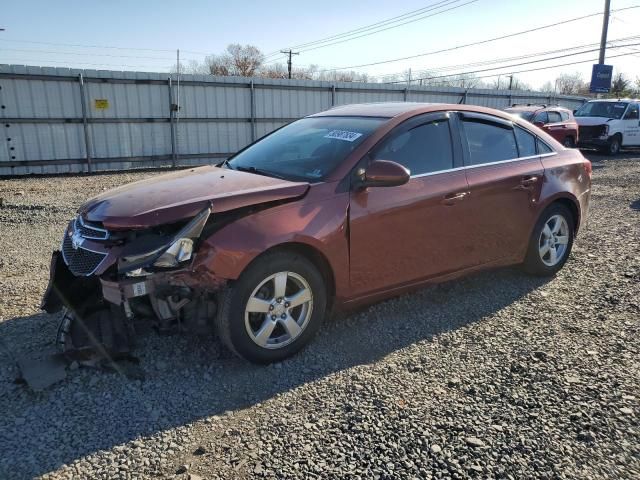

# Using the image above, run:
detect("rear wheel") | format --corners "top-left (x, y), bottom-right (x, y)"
top-left (523, 204), bottom-right (574, 276)
top-left (562, 136), bottom-right (575, 148)
top-left (215, 251), bottom-right (327, 363)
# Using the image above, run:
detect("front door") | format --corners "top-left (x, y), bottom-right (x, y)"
top-left (348, 113), bottom-right (472, 298)
top-left (545, 110), bottom-right (569, 143)
top-left (458, 112), bottom-right (546, 266)
top-left (622, 103), bottom-right (640, 146)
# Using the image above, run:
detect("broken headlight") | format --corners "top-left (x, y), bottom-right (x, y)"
top-left (119, 206), bottom-right (211, 275)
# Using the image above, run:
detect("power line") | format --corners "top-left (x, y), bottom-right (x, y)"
top-left (0, 37), bottom-right (176, 52)
top-left (0, 47), bottom-right (175, 61)
top-left (0, 58), bottom-right (173, 70)
top-left (376, 35), bottom-right (640, 81)
top-left (315, 5), bottom-right (640, 73)
top-left (297, 0), bottom-right (480, 54)
top-left (386, 42), bottom-right (640, 83)
top-left (387, 48), bottom-right (640, 84)
top-left (263, 0), bottom-right (468, 59)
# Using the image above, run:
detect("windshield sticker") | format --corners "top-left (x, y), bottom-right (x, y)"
top-left (324, 130), bottom-right (363, 142)
top-left (308, 169), bottom-right (323, 178)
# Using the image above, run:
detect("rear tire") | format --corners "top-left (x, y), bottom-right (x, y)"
top-left (215, 251), bottom-right (327, 364)
top-left (562, 136), bottom-right (575, 148)
top-left (523, 204), bottom-right (575, 276)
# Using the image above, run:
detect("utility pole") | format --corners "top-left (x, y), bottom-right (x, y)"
top-left (508, 74), bottom-right (514, 90)
top-left (280, 49), bottom-right (299, 79)
top-left (599, 0), bottom-right (611, 64)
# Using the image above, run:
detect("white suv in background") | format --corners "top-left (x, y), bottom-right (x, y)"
top-left (575, 99), bottom-right (640, 155)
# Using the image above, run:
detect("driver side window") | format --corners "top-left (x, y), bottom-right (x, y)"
top-left (372, 119), bottom-right (454, 176)
top-left (533, 111), bottom-right (549, 124)
top-left (624, 104), bottom-right (639, 120)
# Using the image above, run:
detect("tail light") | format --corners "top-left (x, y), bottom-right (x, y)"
top-left (583, 158), bottom-right (592, 180)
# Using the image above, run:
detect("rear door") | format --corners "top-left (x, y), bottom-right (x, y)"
top-left (622, 103), bottom-right (640, 145)
top-left (348, 112), bottom-right (471, 297)
top-left (458, 112), bottom-right (546, 265)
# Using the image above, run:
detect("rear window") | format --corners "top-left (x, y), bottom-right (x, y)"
top-left (537, 139), bottom-right (554, 154)
top-left (514, 127), bottom-right (537, 157)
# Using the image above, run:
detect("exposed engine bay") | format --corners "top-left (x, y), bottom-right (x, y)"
top-left (41, 205), bottom-right (224, 358)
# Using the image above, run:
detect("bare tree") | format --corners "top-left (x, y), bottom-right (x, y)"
top-left (540, 80), bottom-right (555, 93)
top-left (554, 72), bottom-right (585, 95)
top-left (199, 44), bottom-right (264, 77)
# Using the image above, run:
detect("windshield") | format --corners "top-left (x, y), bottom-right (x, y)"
top-left (574, 101), bottom-right (629, 119)
top-left (226, 116), bottom-right (385, 181)
top-left (510, 111), bottom-right (534, 121)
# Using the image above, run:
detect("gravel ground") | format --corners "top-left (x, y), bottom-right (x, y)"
top-left (0, 153), bottom-right (639, 480)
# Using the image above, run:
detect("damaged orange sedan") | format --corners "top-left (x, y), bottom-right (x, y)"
top-left (42, 103), bottom-right (592, 363)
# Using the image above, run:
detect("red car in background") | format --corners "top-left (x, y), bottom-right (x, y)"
top-left (505, 104), bottom-right (579, 148)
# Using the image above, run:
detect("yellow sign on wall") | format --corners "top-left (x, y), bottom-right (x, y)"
top-left (94, 99), bottom-right (109, 110)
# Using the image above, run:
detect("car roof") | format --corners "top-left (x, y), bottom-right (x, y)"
top-left (309, 102), bottom-right (437, 118)
top-left (505, 105), bottom-right (570, 112)
top-left (309, 102), bottom-right (526, 119)
top-left (585, 98), bottom-right (640, 103)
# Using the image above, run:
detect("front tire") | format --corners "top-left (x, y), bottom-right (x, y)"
top-left (523, 204), bottom-right (575, 276)
top-left (215, 251), bottom-right (327, 363)
top-left (563, 136), bottom-right (575, 148)
top-left (606, 134), bottom-right (622, 155)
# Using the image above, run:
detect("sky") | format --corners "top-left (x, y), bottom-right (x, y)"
top-left (1, 0), bottom-right (639, 89)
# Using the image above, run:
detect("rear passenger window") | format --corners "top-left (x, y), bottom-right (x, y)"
top-left (537, 139), bottom-right (553, 154)
top-left (514, 127), bottom-right (537, 157)
top-left (373, 120), bottom-right (453, 175)
top-left (462, 120), bottom-right (518, 165)
top-left (560, 111), bottom-right (570, 121)
top-left (548, 111), bottom-right (562, 123)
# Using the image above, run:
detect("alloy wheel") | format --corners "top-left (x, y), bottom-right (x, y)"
top-left (538, 214), bottom-right (569, 267)
top-left (244, 271), bottom-right (313, 349)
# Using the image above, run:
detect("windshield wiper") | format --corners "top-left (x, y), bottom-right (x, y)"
top-left (230, 164), bottom-right (287, 180)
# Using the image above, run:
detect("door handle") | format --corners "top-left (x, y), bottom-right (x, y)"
top-left (520, 175), bottom-right (539, 186)
top-left (514, 175), bottom-right (539, 191)
top-left (442, 191), bottom-right (468, 205)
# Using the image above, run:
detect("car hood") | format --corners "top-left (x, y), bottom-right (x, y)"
top-left (575, 116), bottom-right (615, 126)
top-left (80, 166), bottom-right (310, 230)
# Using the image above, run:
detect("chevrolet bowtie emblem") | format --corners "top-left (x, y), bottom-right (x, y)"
top-left (71, 230), bottom-right (84, 250)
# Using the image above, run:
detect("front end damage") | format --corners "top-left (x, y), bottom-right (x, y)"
top-left (41, 205), bottom-right (226, 359)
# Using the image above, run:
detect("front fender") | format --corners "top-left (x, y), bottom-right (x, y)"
top-left (193, 187), bottom-right (351, 299)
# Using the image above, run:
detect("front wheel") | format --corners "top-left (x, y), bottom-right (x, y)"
top-left (523, 204), bottom-right (575, 276)
top-left (563, 136), bottom-right (575, 148)
top-left (606, 134), bottom-right (621, 155)
top-left (215, 251), bottom-right (327, 363)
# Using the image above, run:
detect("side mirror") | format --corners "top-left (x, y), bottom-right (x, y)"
top-left (358, 160), bottom-right (410, 188)
top-left (533, 121), bottom-right (545, 128)
top-left (573, 109), bottom-right (577, 114)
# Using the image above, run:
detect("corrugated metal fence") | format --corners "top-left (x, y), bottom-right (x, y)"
top-left (0, 64), bottom-right (588, 176)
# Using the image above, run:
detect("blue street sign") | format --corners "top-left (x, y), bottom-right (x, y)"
top-left (590, 64), bottom-right (613, 93)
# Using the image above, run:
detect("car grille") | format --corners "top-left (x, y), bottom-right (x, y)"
top-left (580, 125), bottom-right (606, 141)
top-left (74, 217), bottom-right (109, 240)
top-left (61, 218), bottom-right (109, 276)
